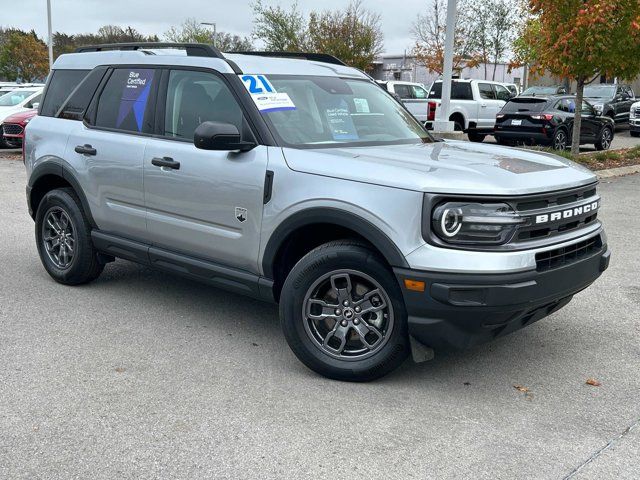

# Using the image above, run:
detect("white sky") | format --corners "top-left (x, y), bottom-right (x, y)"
top-left (4, 0), bottom-right (427, 54)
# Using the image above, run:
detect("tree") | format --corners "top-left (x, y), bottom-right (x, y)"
top-left (0, 30), bottom-right (49, 82)
top-left (252, 0), bottom-right (309, 51)
top-left (164, 18), bottom-right (253, 51)
top-left (53, 26), bottom-right (159, 60)
top-left (412, 0), bottom-right (481, 75)
top-left (516, 1), bottom-right (640, 154)
top-left (308, 1), bottom-right (384, 70)
top-left (467, 0), bottom-right (519, 80)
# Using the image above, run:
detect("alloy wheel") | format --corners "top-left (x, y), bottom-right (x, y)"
top-left (600, 128), bottom-right (612, 149)
top-left (302, 269), bottom-right (394, 361)
top-left (554, 130), bottom-right (567, 150)
top-left (42, 207), bottom-right (76, 269)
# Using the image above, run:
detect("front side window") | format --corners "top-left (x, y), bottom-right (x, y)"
top-left (494, 84), bottom-right (511, 101)
top-left (0, 90), bottom-right (37, 107)
top-left (94, 68), bottom-right (158, 133)
top-left (257, 75), bottom-right (431, 148)
top-left (412, 85), bottom-right (428, 99)
top-left (478, 83), bottom-right (496, 100)
top-left (164, 70), bottom-right (243, 140)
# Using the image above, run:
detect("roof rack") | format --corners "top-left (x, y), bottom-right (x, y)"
top-left (234, 51), bottom-right (347, 66)
top-left (75, 42), bottom-right (225, 59)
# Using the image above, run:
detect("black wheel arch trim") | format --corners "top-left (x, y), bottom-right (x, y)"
top-left (28, 161), bottom-right (97, 228)
top-left (261, 207), bottom-right (409, 279)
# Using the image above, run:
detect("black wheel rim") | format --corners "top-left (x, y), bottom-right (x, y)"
top-left (302, 269), bottom-right (394, 361)
top-left (601, 129), bottom-right (611, 149)
top-left (554, 131), bottom-right (567, 150)
top-left (42, 207), bottom-right (75, 269)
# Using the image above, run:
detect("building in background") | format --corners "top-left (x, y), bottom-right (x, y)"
top-left (371, 54), bottom-right (526, 90)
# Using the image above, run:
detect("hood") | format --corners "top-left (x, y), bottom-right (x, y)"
top-left (0, 105), bottom-right (27, 122)
top-left (282, 140), bottom-right (597, 195)
top-left (2, 109), bottom-right (37, 124)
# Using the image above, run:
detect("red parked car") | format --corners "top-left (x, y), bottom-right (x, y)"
top-left (1, 109), bottom-right (37, 148)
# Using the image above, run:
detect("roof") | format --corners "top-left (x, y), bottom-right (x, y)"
top-left (53, 48), bottom-right (367, 79)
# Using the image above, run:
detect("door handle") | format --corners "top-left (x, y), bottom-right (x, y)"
top-left (75, 144), bottom-right (97, 155)
top-left (480, 104), bottom-right (488, 108)
top-left (151, 156), bottom-right (180, 170)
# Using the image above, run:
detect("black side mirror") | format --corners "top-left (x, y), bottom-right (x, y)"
top-left (194, 121), bottom-right (256, 152)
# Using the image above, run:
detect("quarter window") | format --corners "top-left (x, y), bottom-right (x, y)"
top-left (94, 68), bottom-right (158, 133)
top-left (40, 69), bottom-right (90, 117)
top-left (163, 70), bottom-right (243, 140)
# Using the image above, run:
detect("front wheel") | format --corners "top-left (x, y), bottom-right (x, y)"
top-left (594, 127), bottom-right (613, 151)
top-left (467, 132), bottom-right (486, 143)
top-left (630, 131), bottom-right (640, 138)
top-left (279, 241), bottom-right (409, 381)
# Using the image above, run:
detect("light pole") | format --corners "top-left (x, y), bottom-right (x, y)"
top-left (433, 0), bottom-right (457, 133)
top-left (200, 22), bottom-right (217, 48)
top-left (46, 0), bottom-right (53, 70)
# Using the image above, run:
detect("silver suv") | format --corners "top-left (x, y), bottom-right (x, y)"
top-left (25, 43), bottom-right (610, 381)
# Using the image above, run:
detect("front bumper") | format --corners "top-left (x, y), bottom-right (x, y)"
top-left (394, 243), bottom-right (610, 350)
top-left (630, 119), bottom-right (640, 132)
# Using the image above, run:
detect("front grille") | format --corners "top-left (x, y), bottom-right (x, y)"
top-left (2, 123), bottom-right (23, 136)
top-left (535, 235), bottom-right (602, 272)
top-left (633, 107), bottom-right (640, 117)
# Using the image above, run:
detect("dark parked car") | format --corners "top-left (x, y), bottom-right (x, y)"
top-left (583, 84), bottom-right (635, 125)
top-left (494, 95), bottom-right (614, 150)
top-left (521, 85), bottom-right (568, 96)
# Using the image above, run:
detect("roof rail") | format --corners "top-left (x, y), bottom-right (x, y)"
top-left (75, 42), bottom-right (225, 59)
top-left (234, 51), bottom-right (347, 66)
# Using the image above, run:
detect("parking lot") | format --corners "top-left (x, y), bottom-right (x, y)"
top-left (0, 155), bottom-right (638, 479)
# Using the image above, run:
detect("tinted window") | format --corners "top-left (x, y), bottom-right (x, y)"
top-left (555, 99), bottom-right (576, 113)
top-left (40, 69), bottom-right (89, 117)
top-left (163, 70), bottom-right (243, 140)
top-left (94, 68), bottom-right (158, 133)
top-left (59, 67), bottom-right (108, 120)
top-left (394, 84), bottom-right (412, 99)
top-left (478, 83), bottom-right (496, 100)
top-left (501, 98), bottom-right (549, 113)
top-left (428, 81), bottom-right (473, 100)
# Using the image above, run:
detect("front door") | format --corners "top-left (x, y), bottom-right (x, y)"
top-left (143, 68), bottom-right (268, 273)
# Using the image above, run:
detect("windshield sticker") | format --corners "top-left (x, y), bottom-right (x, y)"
top-left (353, 98), bottom-right (370, 113)
top-left (240, 74), bottom-right (296, 113)
top-left (326, 99), bottom-right (358, 140)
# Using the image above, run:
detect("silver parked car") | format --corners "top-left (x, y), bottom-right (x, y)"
top-left (24, 43), bottom-right (610, 381)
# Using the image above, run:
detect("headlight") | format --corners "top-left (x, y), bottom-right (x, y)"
top-left (432, 202), bottom-right (524, 245)
top-left (592, 104), bottom-right (603, 113)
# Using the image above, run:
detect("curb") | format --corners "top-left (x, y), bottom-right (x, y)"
top-left (596, 164), bottom-right (640, 179)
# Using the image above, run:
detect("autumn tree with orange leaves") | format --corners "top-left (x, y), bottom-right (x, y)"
top-left (516, 0), bottom-right (640, 154)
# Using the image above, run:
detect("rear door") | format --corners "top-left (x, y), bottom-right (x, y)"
top-left (65, 67), bottom-right (160, 242)
top-left (142, 68), bottom-right (268, 273)
top-left (476, 82), bottom-right (500, 128)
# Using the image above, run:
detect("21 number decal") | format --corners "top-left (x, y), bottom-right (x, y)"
top-left (241, 75), bottom-right (275, 94)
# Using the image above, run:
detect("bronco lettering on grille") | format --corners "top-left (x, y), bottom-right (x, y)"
top-left (534, 201), bottom-right (599, 224)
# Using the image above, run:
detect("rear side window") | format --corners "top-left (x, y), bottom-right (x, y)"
top-left (58, 67), bottom-right (108, 121)
top-left (555, 99), bottom-right (576, 113)
top-left (428, 82), bottom-right (473, 100)
top-left (502, 98), bottom-right (549, 113)
top-left (94, 68), bottom-right (159, 133)
top-left (40, 69), bottom-right (90, 117)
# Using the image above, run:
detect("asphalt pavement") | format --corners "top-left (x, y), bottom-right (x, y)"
top-left (0, 157), bottom-right (638, 479)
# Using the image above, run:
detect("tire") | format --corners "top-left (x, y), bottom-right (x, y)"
top-left (594, 126), bottom-right (613, 151)
top-left (552, 129), bottom-right (569, 150)
top-left (467, 132), bottom-right (486, 143)
top-left (279, 241), bottom-right (409, 382)
top-left (495, 136), bottom-right (511, 146)
top-left (35, 188), bottom-right (104, 285)
top-left (630, 131), bottom-right (639, 138)
top-left (452, 120), bottom-right (464, 132)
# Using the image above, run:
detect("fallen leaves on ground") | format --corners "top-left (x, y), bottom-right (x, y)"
top-left (513, 384), bottom-right (534, 400)
top-left (115, 367), bottom-right (126, 373)
top-left (586, 378), bottom-right (602, 387)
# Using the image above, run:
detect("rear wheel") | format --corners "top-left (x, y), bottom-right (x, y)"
top-left (631, 131), bottom-right (640, 138)
top-left (279, 241), bottom-right (409, 381)
top-left (595, 126), bottom-right (613, 151)
top-left (552, 129), bottom-right (568, 150)
top-left (35, 188), bottom-right (104, 285)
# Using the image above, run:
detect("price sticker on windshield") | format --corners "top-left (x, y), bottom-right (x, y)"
top-left (240, 74), bottom-right (296, 113)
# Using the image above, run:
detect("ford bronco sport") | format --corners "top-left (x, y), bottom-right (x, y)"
top-left (25, 43), bottom-right (610, 381)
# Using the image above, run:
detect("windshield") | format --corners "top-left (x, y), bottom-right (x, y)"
top-left (584, 85), bottom-right (616, 99)
top-left (0, 89), bottom-right (36, 107)
top-left (522, 86), bottom-right (558, 95)
top-left (258, 76), bottom-right (431, 148)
